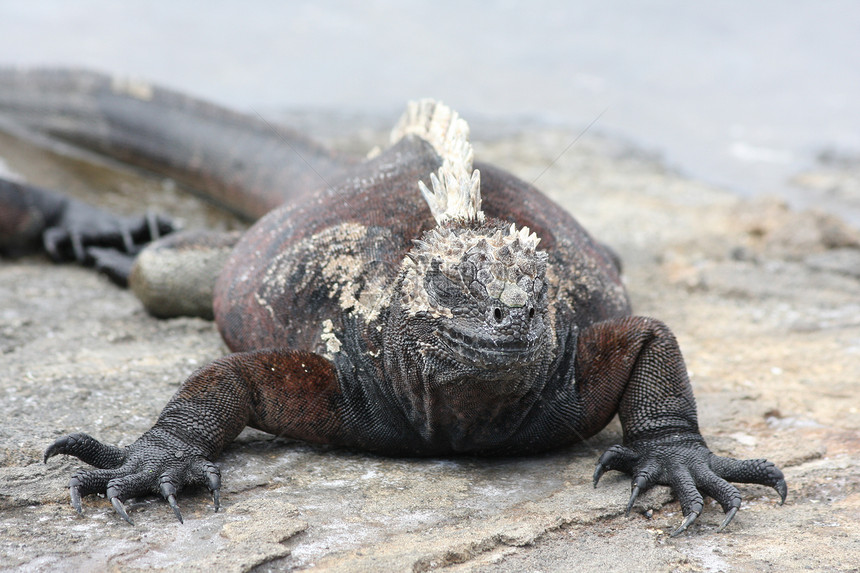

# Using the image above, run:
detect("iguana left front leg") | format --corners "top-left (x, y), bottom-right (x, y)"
top-left (574, 317), bottom-right (787, 536)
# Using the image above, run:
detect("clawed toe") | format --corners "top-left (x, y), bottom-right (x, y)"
top-left (625, 475), bottom-right (648, 516)
top-left (593, 444), bottom-right (637, 488)
top-left (671, 511), bottom-right (699, 537)
top-left (166, 494), bottom-right (183, 524)
top-left (159, 476), bottom-right (184, 523)
top-left (69, 477), bottom-right (83, 514)
top-left (717, 506), bottom-right (738, 532)
top-left (203, 463), bottom-right (221, 512)
top-left (47, 433), bottom-right (222, 524)
top-left (211, 488), bottom-right (221, 513)
top-left (775, 478), bottom-right (788, 505)
top-left (107, 488), bottom-right (134, 525)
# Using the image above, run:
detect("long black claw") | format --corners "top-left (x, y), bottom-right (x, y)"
top-left (45, 433), bottom-right (81, 461)
top-left (775, 479), bottom-right (788, 505)
top-left (593, 445), bottom-right (638, 489)
top-left (167, 494), bottom-right (184, 524)
top-left (626, 475), bottom-right (649, 516)
top-left (120, 226), bottom-right (135, 253)
top-left (70, 232), bottom-right (85, 262)
top-left (593, 464), bottom-right (606, 488)
top-left (69, 478), bottom-right (83, 515)
top-left (160, 479), bottom-right (184, 523)
top-left (717, 507), bottom-right (739, 532)
top-left (44, 439), bottom-right (65, 463)
top-left (146, 211), bottom-right (161, 241)
top-left (626, 484), bottom-right (641, 516)
top-left (670, 512), bottom-right (699, 537)
top-left (110, 495), bottom-right (134, 525)
top-left (203, 462), bottom-right (221, 512)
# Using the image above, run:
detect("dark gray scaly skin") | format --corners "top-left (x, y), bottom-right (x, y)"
top-left (0, 69), bottom-right (785, 535)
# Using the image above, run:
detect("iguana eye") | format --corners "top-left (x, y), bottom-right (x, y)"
top-left (425, 261), bottom-right (466, 309)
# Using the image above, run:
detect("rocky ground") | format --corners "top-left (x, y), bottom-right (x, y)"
top-left (0, 118), bottom-right (858, 572)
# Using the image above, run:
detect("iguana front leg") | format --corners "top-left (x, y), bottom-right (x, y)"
top-left (576, 317), bottom-right (787, 536)
top-left (44, 349), bottom-right (346, 524)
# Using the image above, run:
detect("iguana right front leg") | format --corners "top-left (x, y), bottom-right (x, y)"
top-left (44, 349), bottom-right (348, 524)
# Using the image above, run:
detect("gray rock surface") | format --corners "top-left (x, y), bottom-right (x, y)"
top-left (1, 121), bottom-right (859, 572)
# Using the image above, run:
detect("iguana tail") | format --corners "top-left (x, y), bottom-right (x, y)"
top-left (0, 68), bottom-right (357, 220)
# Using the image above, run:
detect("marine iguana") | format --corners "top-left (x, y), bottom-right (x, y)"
top-left (0, 69), bottom-right (786, 536)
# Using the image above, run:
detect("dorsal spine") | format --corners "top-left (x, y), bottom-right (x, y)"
top-left (390, 99), bottom-right (484, 225)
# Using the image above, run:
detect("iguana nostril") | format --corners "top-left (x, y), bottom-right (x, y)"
top-left (494, 307), bottom-right (503, 322)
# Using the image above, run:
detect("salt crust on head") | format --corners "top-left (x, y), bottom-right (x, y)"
top-left (391, 99), bottom-right (484, 225)
top-left (401, 222), bottom-right (545, 318)
top-left (392, 100), bottom-right (545, 318)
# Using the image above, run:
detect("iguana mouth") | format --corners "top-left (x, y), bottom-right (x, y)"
top-left (435, 325), bottom-right (544, 368)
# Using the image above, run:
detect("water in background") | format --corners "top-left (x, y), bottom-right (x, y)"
top-left (1, 0), bottom-right (859, 218)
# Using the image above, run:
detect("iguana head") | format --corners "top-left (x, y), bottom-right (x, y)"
top-left (398, 221), bottom-right (550, 373)
top-left (390, 99), bottom-right (551, 379)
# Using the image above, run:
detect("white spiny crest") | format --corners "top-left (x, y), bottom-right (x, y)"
top-left (418, 169), bottom-right (482, 226)
top-left (391, 99), bottom-right (484, 225)
top-left (509, 222), bottom-right (542, 251)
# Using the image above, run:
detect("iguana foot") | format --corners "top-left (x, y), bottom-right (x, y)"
top-left (44, 206), bottom-right (173, 264)
top-left (44, 432), bottom-right (220, 524)
top-left (2, 178), bottom-right (175, 265)
top-left (45, 206), bottom-right (173, 285)
top-left (592, 435), bottom-right (786, 536)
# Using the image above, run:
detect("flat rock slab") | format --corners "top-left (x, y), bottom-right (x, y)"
top-left (1, 122), bottom-right (858, 572)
